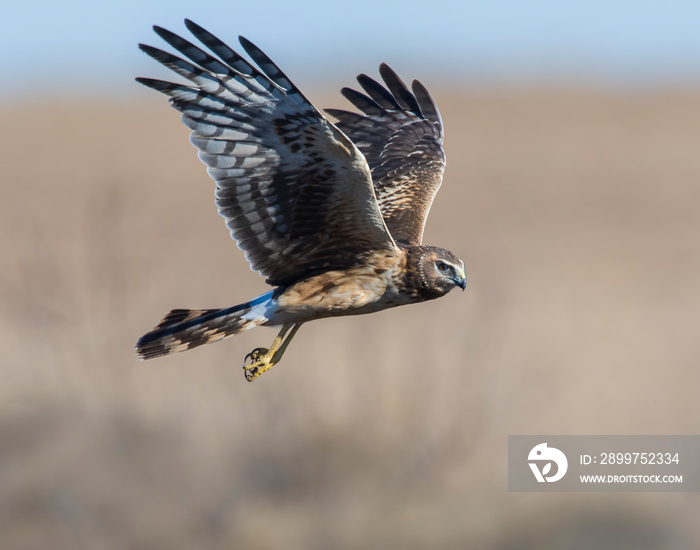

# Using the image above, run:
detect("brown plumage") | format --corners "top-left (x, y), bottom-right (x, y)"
top-left (135, 21), bottom-right (466, 380)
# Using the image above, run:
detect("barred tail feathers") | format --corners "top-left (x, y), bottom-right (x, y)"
top-left (136, 291), bottom-right (275, 360)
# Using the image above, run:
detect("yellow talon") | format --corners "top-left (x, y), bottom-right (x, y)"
top-left (242, 323), bottom-right (301, 381)
top-left (243, 347), bottom-right (274, 381)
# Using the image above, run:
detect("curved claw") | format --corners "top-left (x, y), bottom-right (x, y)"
top-left (244, 347), bottom-right (268, 363)
top-left (240, 323), bottom-right (302, 382)
top-left (243, 347), bottom-right (272, 382)
top-left (244, 365), bottom-right (261, 382)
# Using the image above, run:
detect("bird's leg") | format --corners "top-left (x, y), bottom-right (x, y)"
top-left (243, 323), bottom-right (302, 381)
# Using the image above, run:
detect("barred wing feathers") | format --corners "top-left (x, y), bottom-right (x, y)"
top-left (137, 21), bottom-right (396, 286)
top-left (326, 64), bottom-right (445, 246)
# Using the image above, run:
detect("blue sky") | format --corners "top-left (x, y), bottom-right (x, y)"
top-left (2, 0), bottom-right (700, 102)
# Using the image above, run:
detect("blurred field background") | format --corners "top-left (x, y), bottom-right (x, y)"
top-left (2, 2), bottom-right (700, 549)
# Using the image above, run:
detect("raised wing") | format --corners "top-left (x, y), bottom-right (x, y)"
top-left (137, 21), bottom-right (396, 286)
top-left (326, 65), bottom-right (445, 246)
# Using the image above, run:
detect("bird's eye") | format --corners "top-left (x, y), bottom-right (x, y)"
top-left (436, 261), bottom-right (449, 272)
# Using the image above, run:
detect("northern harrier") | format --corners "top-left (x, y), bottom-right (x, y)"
top-left (135, 21), bottom-right (466, 380)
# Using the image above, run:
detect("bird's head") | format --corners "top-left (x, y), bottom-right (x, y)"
top-left (419, 247), bottom-right (466, 295)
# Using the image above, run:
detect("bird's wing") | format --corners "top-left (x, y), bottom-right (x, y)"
top-left (325, 65), bottom-right (445, 246)
top-left (137, 21), bottom-right (396, 286)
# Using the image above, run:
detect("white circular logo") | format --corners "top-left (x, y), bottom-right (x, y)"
top-left (528, 443), bottom-right (568, 482)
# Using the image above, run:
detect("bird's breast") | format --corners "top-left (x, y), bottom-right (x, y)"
top-left (273, 250), bottom-right (412, 320)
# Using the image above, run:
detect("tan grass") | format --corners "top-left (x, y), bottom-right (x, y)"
top-left (1, 89), bottom-right (699, 549)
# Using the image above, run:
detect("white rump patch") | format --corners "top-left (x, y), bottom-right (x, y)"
top-left (241, 292), bottom-right (278, 322)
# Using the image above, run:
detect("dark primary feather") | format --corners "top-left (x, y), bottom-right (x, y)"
top-left (137, 22), bottom-right (397, 286)
top-left (326, 64), bottom-right (446, 246)
top-left (377, 64), bottom-right (422, 114)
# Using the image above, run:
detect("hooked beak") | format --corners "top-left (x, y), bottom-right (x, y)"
top-left (454, 267), bottom-right (466, 291)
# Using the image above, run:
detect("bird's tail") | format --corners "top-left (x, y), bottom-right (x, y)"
top-left (136, 291), bottom-right (274, 360)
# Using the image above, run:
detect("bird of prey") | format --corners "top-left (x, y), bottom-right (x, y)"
top-left (135, 20), bottom-right (466, 381)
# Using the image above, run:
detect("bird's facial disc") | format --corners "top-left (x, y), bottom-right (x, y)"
top-left (433, 258), bottom-right (466, 291)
